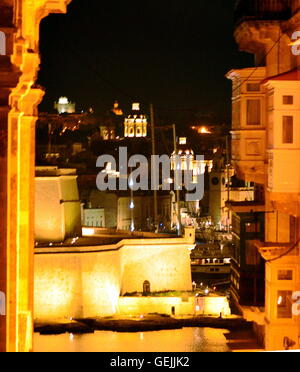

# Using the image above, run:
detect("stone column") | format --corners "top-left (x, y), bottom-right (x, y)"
top-left (0, 0), bottom-right (72, 353)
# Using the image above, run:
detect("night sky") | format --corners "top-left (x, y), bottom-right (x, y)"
top-left (38, 0), bottom-right (253, 126)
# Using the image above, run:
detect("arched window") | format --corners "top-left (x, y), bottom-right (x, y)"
top-left (0, 31), bottom-right (6, 56)
top-left (143, 280), bottom-right (151, 296)
top-left (136, 126), bottom-right (142, 137)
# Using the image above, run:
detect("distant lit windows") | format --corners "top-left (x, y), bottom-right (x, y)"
top-left (282, 116), bottom-right (294, 144)
top-left (277, 291), bottom-right (293, 319)
top-left (132, 103), bottom-right (140, 111)
top-left (179, 137), bottom-right (187, 145)
top-left (278, 270), bottom-right (293, 281)
top-left (0, 31), bottom-right (5, 55)
top-left (247, 83), bottom-right (260, 92)
top-left (283, 96), bottom-right (294, 105)
top-left (247, 99), bottom-right (261, 125)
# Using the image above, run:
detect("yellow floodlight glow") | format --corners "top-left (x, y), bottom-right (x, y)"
top-left (179, 137), bottom-right (187, 145)
top-left (82, 227), bottom-right (95, 236)
top-left (199, 127), bottom-right (211, 134)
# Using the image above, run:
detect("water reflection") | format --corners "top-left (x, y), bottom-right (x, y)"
top-left (34, 328), bottom-right (230, 353)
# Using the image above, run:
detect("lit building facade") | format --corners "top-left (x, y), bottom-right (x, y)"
top-left (229, 0), bottom-right (300, 350)
top-left (124, 103), bottom-right (148, 138)
top-left (226, 67), bottom-right (267, 185)
top-left (82, 208), bottom-right (105, 228)
top-left (54, 97), bottom-right (76, 114)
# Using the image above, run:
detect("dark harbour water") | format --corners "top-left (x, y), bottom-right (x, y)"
top-left (34, 327), bottom-right (231, 353)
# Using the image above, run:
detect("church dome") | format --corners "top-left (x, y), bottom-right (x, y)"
top-left (234, 0), bottom-right (293, 26)
top-left (171, 137), bottom-right (194, 157)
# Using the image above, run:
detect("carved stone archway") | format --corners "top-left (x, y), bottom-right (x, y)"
top-left (0, 0), bottom-right (72, 352)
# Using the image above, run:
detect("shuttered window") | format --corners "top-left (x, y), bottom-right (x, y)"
top-left (247, 99), bottom-right (261, 125)
top-left (282, 116), bottom-right (294, 144)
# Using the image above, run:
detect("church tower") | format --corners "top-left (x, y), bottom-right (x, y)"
top-left (124, 103), bottom-right (148, 138)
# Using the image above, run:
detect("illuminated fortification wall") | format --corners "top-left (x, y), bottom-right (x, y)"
top-left (34, 237), bottom-right (194, 321)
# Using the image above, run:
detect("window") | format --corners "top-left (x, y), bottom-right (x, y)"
top-left (211, 177), bottom-right (219, 186)
top-left (247, 100), bottom-right (261, 125)
top-left (277, 291), bottom-right (293, 319)
top-left (247, 83), bottom-right (260, 92)
top-left (283, 96), bottom-right (294, 105)
top-left (278, 270), bottom-right (293, 281)
top-left (282, 116), bottom-right (294, 144)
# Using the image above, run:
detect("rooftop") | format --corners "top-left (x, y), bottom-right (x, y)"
top-left (264, 67), bottom-right (300, 82)
top-left (226, 200), bottom-right (266, 213)
top-left (35, 166), bottom-right (77, 177)
top-left (35, 228), bottom-right (179, 250)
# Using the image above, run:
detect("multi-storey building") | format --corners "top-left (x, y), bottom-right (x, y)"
top-left (228, 0), bottom-right (300, 351)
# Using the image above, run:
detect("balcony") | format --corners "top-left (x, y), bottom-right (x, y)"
top-left (254, 240), bottom-right (299, 261)
top-left (226, 201), bottom-right (265, 214)
top-left (234, 0), bottom-right (293, 27)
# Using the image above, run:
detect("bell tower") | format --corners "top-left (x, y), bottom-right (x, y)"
top-left (124, 103), bottom-right (148, 138)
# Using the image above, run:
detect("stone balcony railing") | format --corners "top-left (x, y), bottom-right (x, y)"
top-left (225, 200), bottom-right (266, 214)
top-left (254, 240), bottom-right (299, 260)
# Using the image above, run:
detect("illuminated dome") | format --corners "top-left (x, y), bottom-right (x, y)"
top-left (171, 137), bottom-right (194, 157)
top-left (171, 138), bottom-right (196, 172)
top-left (172, 147), bottom-right (195, 157)
top-left (54, 97), bottom-right (76, 114)
top-left (58, 97), bottom-right (69, 105)
top-left (234, 0), bottom-right (292, 26)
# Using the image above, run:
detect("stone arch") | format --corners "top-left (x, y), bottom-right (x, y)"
top-left (143, 280), bottom-right (151, 296)
top-left (0, 31), bottom-right (5, 55)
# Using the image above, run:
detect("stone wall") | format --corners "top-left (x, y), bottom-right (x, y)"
top-left (118, 296), bottom-right (231, 317)
top-left (120, 243), bottom-right (192, 295)
top-left (118, 297), bottom-right (195, 317)
top-left (34, 238), bottom-right (193, 321)
top-left (35, 250), bottom-right (121, 320)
